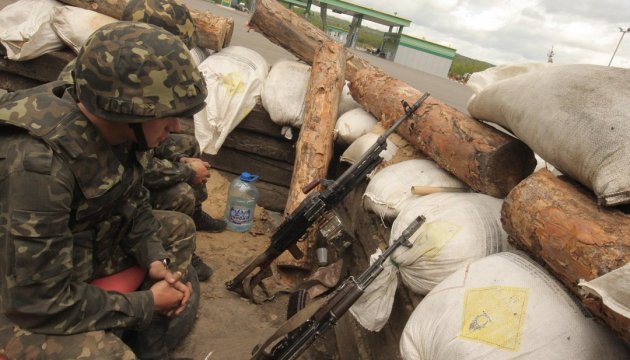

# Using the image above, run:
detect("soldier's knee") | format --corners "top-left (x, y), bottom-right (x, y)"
top-left (154, 210), bottom-right (196, 241)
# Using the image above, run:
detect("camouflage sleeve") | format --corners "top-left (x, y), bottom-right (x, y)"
top-left (121, 184), bottom-right (170, 267)
top-left (1, 140), bottom-right (153, 334)
top-left (143, 154), bottom-right (195, 189)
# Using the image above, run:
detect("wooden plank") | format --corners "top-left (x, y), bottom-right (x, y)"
top-left (0, 72), bottom-right (42, 92)
top-left (203, 147), bottom-right (293, 188)
top-left (0, 49), bottom-right (75, 83)
top-left (238, 103), bottom-right (292, 138)
top-left (217, 170), bottom-right (289, 213)
top-left (222, 129), bottom-right (296, 164)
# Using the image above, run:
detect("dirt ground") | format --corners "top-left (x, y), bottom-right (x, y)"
top-left (171, 170), bottom-right (297, 360)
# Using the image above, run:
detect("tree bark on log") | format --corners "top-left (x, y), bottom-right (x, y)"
top-left (276, 41), bottom-right (346, 269)
top-left (349, 70), bottom-right (535, 197)
top-left (249, 0), bottom-right (536, 197)
top-left (56, 0), bottom-right (232, 51)
top-left (502, 169), bottom-right (630, 343)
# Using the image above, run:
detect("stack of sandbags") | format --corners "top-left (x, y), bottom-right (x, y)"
top-left (349, 193), bottom-right (509, 331)
top-left (399, 252), bottom-right (628, 359)
top-left (363, 159), bottom-right (468, 219)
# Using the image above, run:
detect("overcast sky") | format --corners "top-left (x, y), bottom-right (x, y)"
top-left (329, 0), bottom-right (630, 68)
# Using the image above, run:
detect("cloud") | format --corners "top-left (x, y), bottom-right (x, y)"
top-left (341, 0), bottom-right (630, 67)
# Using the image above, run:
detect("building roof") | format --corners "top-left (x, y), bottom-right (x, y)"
top-left (399, 34), bottom-right (457, 59)
top-left (281, 0), bottom-right (411, 27)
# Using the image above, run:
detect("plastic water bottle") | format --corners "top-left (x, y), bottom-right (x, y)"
top-left (225, 172), bottom-right (259, 232)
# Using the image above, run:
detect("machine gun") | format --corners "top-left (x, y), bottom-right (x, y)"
top-left (251, 215), bottom-right (426, 360)
top-left (225, 93), bottom-right (430, 303)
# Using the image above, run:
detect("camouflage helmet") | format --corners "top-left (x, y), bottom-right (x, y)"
top-left (74, 21), bottom-right (207, 123)
top-left (122, 0), bottom-right (198, 49)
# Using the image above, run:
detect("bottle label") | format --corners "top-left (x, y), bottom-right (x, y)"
top-left (229, 206), bottom-right (252, 225)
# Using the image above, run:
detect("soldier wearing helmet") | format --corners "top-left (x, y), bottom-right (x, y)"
top-left (58, 0), bottom-right (224, 282)
top-left (0, 22), bottom-right (205, 358)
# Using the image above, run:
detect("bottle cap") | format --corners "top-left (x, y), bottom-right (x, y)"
top-left (240, 172), bottom-right (259, 182)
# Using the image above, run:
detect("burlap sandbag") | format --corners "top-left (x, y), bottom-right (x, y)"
top-left (467, 64), bottom-right (630, 206)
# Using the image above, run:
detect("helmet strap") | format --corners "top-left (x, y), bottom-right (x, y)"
top-left (129, 123), bottom-right (150, 151)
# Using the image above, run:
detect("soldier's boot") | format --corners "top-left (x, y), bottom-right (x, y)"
top-left (192, 206), bottom-right (226, 233)
top-left (191, 253), bottom-right (213, 281)
top-left (124, 314), bottom-right (170, 360)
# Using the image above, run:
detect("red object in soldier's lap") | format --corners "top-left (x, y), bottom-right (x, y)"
top-left (90, 266), bottom-right (145, 293)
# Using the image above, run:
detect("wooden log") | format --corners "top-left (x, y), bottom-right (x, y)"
top-left (349, 70), bottom-right (535, 197)
top-left (248, 0), bottom-right (536, 198)
top-left (249, 0), bottom-right (373, 80)
top-left (0, 49), bottom-right (76, 83)
top-left (57, 0), bottom-right (127, 18)
top-left (276, 41), bottom-right (346, 269)
top-left (56, 0), bottom-right (232, 51)
top-left (502, 169), bottom-right (630, 343)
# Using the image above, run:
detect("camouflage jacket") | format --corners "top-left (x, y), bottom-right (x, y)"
top-left (143, 136), bottom-right (195, 189)
top-left (0, 82), bottom-right (165, 334)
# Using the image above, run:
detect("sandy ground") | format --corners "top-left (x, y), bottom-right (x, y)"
top-left (170, 170), bottom-right (298, 360)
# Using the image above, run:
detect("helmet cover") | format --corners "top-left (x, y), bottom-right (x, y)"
top-left (74, 21), bottom-right (207, 123)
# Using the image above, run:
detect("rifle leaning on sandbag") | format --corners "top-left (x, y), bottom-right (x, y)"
top-left (225, 93), bottom-right (431, 303)
top-left (251, 215), bottom-right (426, 360)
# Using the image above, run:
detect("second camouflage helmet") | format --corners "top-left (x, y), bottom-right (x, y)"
top-left (74, 21), bottom-right (207, 123)
top-left (122, 0), bottom-right (198, 49)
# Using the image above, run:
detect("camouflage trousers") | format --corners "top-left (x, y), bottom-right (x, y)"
top-left (149, 133), bottom-right (208, 217)
top-left (0, 210), bottom-right (196, 360)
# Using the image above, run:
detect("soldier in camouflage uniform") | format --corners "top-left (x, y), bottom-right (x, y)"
top-left (59, 0), bottom-right (224, 282)
top-left (0, 22), bottom-right (205, 359)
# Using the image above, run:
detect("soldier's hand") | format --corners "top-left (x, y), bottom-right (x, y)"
top-left (172, 281), bottom-right (193, 316)
top-left (181, 157), bottom-right (210, 184)
top-left (150, 279), bottom-right (184, 315)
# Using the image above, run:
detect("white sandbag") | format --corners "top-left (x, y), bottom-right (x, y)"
top-left (0, 0), bottom-right (65, 60)
top-left (194, 46), bottom-right (268, 154)
top-left (466, 62), bottom-right (550, 99)
top-left (350, 193), bottom-right (508, 331)
top-left (338, 81), bottom-right (360, 116)
top-left (579, 263), bottom-right (630, 321)
top-left (51, 6), bottom-right (117, 54)
top-left (261, 60), bottom-right (310, 127)
top-left (334, 107), bottom-right (377, 146)
top-left (363, 159), bottom-right (467, 219)
top-left (467, 63), bottom-right (630, 206)
top-left (340, 133), bottom-right (397, 165)
top-left (400, 252), bottom-right (628, 360)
